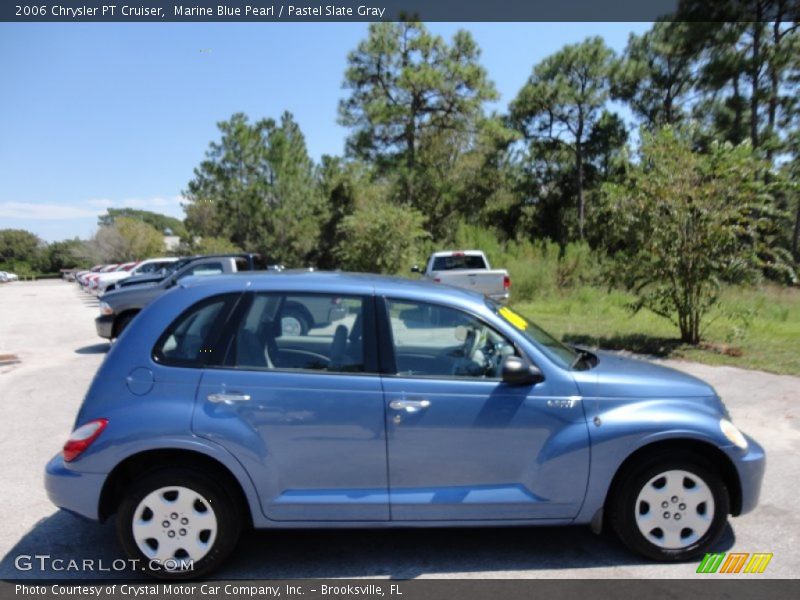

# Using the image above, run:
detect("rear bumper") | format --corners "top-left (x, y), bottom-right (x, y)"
top-left (728, 434), bottom-right (766, 516)
top-left (95, 314), bottom-right (114, 339)
top-left (487, 292), bottom-right (510, 304)
top-left (45, 454), bottom-right (106, 521)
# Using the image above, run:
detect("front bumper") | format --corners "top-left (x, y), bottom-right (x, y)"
top-left (45, 454), bottom-right (106, 521)
top-left (727, 434), bottom-right (766, 516)
top-left (95, 314), bottom-right (114, 339)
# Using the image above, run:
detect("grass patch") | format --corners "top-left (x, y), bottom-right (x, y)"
top-left (513, 284), bottom-right (800, 377)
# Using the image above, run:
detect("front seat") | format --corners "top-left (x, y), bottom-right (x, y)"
top-left (236, 329), bottom-right (269, 368)
top-left (329, 325), bottom-right (348, 369)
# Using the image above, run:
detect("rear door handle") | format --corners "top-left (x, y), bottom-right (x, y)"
top-left (208, 392), bottom-right (251, 404)
top-left (389, 398), bottom-right (431, 413)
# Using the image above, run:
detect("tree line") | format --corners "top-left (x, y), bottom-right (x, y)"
top-left (3, 12), bottom-right (799, 344)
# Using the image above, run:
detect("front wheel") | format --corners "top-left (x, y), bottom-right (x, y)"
top-left (116, 468), bottom-right (241, 579)
top-left (609, 453), bottom-right (730, 561)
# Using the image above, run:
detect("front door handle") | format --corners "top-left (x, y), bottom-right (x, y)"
top-left (208, 392), bottom-right (251, 404)
top-left (389, 398), bottom-right (431, 413)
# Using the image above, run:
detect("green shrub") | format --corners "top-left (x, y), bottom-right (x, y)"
top-left (443, 222), bottom-right (603, 302)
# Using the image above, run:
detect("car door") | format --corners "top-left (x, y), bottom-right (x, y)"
top-left (379, 298), bottom-right (589, 521)
top-left (192, 292), bottom-right (389, 521)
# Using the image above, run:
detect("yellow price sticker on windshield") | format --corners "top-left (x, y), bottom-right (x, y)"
top-left (499, 306), bottom-right (528, 331)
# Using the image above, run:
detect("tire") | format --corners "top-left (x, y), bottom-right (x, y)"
top-left (114, 312), bottom-right (138, 338)
top-left (609, 451), bottom-right (729, 561)
top-left (116, 468), bottom-right (242, 579)
top-left (281, 307), bottom-right (310, 336)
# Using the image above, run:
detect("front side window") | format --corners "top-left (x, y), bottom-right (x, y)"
top-left (154, 295), bottom-right (236, 367)
top-left (488, 301), bottom-right (578, 369)
top-left (226, 293), bottom-right (367, 373)
top-left (385, 299), bottom-right (517, 379)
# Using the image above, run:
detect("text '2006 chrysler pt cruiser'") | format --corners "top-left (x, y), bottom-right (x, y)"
top-left (46, 272), bottom-right (765, 578)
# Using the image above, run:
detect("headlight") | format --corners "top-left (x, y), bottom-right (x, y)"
top-left (98, 302), bottom-right (114, 316)
top-left (720, 419), bottom-right (748, 450)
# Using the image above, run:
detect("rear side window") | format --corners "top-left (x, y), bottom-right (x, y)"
top-left (153, 294), bottom-right (238, 367)
top-left (224, 293), bottom-right (375, 374)
top-left (431, 255), bottom-right (487, 271)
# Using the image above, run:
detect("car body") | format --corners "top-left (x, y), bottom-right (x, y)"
top-left (95, 254), bottom-right (266, 339)
top-left (89, 262), bottom-right (137, 292)
top-left (47, 272), bottom-right (765, 578)
top-left (413, 250), bottom-right (511, 303)
top-left (94, 257), bottom-right (180, 294)
top-left (80, 264), bottom-right (118, 289)
top-left (74, 265), bottom-right (105, 286)
top-left (0, 270), bottom-right (19, 282)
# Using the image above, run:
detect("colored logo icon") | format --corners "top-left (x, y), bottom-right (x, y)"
top-left (696, 552), bottom-right (773, 574)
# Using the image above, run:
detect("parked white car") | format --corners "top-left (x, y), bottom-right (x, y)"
top-left (0, 270), bottom-right (19, 282)
top-left (412, 250), bottom-right (510, 303)
top-left (93, 257), bottom-right (180, 294)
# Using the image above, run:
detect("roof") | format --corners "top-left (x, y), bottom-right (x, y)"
top-left (179, 270), bottom-right (488, 306)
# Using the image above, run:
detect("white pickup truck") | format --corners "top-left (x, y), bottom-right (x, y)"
top-left (412, 250), bottom-right (510, 303)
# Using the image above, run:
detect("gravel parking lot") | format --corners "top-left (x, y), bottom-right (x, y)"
top-left (0, 280), bottom-right (798, 579)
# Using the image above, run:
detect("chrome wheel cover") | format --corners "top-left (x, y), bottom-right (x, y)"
top-left (131, 486), bottom-right (218, 569)
top-left (634, 469), bottom-right (715, 549)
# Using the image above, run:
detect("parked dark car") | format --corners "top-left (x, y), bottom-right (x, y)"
top-left (96, 254), bottom-right (265, 339)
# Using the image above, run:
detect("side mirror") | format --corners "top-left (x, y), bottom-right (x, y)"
top-left (410, 265), bottom-right (421, 274)
top-left (501, 355), bottom-right (544, 386)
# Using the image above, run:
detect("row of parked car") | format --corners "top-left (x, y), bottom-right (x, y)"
top-left (69, 253), bottom-right (272, 339)
top-left (0, 270), bottom-right (19, 283)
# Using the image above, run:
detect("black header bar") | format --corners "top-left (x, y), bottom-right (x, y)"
top-left (2, 1), bottom-right (799, 23)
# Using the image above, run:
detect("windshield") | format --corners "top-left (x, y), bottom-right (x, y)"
top-left (488, 301), bottom-right (579, 369)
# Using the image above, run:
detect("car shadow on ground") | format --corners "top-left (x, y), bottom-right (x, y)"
top-left (0, 510), bottom-right (736, 580)
top-left (74, 343), bottom-right (110, 355)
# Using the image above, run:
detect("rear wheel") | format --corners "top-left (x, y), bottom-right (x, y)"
top-left (116, 468), bottom-right (241, 579)
top-left (609, 452), bottom-right (729, 561)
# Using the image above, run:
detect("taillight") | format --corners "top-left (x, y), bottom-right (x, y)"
top-left (434, 277), bottom-right (441, 283)
top-left (63, 418), bottom-right (108, 462)
top-left (503, 275), bottom-right (511, 290)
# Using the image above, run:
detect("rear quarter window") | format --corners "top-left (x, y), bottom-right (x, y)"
top-left (153, 294), bottom-right (239, 367)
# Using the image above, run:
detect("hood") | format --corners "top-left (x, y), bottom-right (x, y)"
top-left (572, 350), bottom-right (716, 399)
top-left (100, 280), bottom-right (159, 304)
top-left (121, 273), bottom-right (165, 286)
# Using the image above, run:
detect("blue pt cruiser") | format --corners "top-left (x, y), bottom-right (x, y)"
top-left (46, 272), bottom-right (765, 578)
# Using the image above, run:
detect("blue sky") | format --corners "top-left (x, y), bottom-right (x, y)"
top-left (0, 22), bottom-right (650, 241)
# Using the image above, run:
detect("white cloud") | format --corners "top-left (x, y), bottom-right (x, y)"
top-left (0, 202), bottom-right (99, 220)
top-left (0, 197), bottom-right (187, 221)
